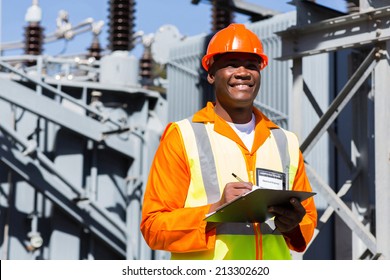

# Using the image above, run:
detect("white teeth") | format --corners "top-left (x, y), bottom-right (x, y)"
top-left (234, 84), bottom-right (250, 89)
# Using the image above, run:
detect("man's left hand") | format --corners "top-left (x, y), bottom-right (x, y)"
top-left (268, 198), bottom-right (306, 233)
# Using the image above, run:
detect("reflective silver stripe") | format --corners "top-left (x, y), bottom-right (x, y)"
top-left (188, 119), bottom-right (221, 203)
top-left (216, 223), bottom-right (255, 235)
top-left (271, 128), bottom-right (290, 190)
top-left (261, 220), bottom-right (283, 235)
top-left (216, 222), bottom-right (283, 236)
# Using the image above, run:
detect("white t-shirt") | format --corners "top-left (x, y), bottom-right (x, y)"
top-left (227, 113), bottom-right (255, 151)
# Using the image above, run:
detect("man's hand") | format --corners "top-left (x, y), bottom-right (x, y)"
top-left (209, 181), bottom-right (253, 213)
top-left (268, 198), bottom-right (306, 233)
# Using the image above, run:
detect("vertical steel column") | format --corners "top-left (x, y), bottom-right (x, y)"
top-left (374, 43), bottom-right (390, 259)
top-left (291, 58), bottom-right (304, 140)
top-left (351, 52), bottom-right (370, 259)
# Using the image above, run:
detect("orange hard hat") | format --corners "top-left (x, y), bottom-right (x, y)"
top-left (201, 23), bottom-right (268, 72)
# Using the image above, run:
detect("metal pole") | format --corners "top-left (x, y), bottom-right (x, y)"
top-left (351, 51), bottom-right (371, 259)
top-left (291, 58), bottom-right (304, 140)
top-left (373, 43), bottom-right (390, 259)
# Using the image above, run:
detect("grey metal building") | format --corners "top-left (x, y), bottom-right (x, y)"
top-left (0, 54), bottom-right (167, 259)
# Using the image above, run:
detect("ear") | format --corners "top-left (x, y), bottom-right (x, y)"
top-left (207, 72), bottom-right (215, 85)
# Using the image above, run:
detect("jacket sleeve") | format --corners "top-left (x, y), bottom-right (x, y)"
top-left (286, 152), bottom-right (318, 252)
top-left (140, 123), bottom-right (216, 253)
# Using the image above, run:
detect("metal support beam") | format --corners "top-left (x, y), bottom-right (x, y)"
top-left (351, 50), bottom-right (371, 259)
top-left (303, 81), bottom-right (355, 170)
top-left (277, 6), bottom-right (390, 60)
top-left (278, 0), bottom-right (390, 260)
top-left (293, 0), bottom-right (346, 26)
top-left (0, 61), bottom-right (116, 126)
top-left (373, 41), bottom-right (390, 259)
top-left (300, 47), bottom-right (379, 156)
top-left (306, 170), bottom-right (360, 249)
top-left (305, 164), bottom-right (377, 255)
top-left (291, 58), bottom-right (305, 140)
top-left (359, 0), bottom-right (390, 12)
top-left (227, 0), bottom-right (279, 18)
top-left (0, 124), bottom-right (128, 257)
top-left (0, 77), bottom-right (135, 160)
top-left (191, 0), bottom-right (279, 19)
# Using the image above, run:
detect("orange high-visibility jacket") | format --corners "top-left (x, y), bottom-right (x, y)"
top-left (140, 102), bottom-right (317, 259)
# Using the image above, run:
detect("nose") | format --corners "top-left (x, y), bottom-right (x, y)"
top-left (234, 66), bottom-right (251, 79)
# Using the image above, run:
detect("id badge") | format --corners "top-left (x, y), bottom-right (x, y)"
top-left (255, 168), bottom-right (286, 190)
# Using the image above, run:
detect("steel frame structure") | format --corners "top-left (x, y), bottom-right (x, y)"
top-left (278, 0), bottom-right (390, 259)
top-left (0, 55), bottom-right (166, 259)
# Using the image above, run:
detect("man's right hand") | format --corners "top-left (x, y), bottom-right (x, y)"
top-left (208, 181), bottom-right (253, 213)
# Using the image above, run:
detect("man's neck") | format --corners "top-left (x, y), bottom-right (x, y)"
top-left (214, 105), bottom-right (253, 124)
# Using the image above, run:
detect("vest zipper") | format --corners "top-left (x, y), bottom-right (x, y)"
top-left (250, 168), bottom-right (261, 259)
top-left (249, 170), bottom-right (254, 184)
top-left (254, 222), bottom-right (262, 260)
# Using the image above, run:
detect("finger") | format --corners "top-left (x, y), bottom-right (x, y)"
top-left (290, 198), bottom-right (303, 209)
top-left (277, 214), bottom-right (293, 224)
top-left (267, 205), bottom-right (286, 216)
top-left (274, 216), bottom-right (292, 232)
top-left (236, 182), bottom-right (253, 189)
top-left (227, 182), bottom-right (252, 189)
top-left (223, 183), bottom-right (252, 202)
top-left (232, 183), bottom-right (253, 194)
top-left (290, 198), bottom-right (306, 216)
top-left (269, 199), bottom-right (304, 216)
top-left (270, 208), bottom-right (297, 227)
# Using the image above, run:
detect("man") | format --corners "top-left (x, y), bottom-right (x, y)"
top-left (140, 23), bottom-right (317, 260)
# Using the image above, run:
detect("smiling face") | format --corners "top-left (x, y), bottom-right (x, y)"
top-left (207, 52), bottom-right (261, 123)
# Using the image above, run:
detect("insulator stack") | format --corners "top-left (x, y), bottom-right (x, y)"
top-left (24, 22), bottom-right (44, 56)
top-left (108, 0), bottom-right (136, 51)
top-left (88, 38), bottom-right (103, 60)
top-left (139, 47), bottom-right (153, 86)
top-left (211, 0), bottom-right (234, 32)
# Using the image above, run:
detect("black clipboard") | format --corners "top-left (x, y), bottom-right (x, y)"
top-left (204, 188), bottom-right (316, 224)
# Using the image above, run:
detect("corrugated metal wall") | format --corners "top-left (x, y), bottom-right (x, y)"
top-left (250, 12), bottom-right (295, 128)
top-left (166, 33), bottom-right (210, 123)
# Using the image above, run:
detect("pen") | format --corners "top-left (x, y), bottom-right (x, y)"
top-left (232, 173), bottom-right (244, 182)
top-left (232, 173), bottom-right (261, 190)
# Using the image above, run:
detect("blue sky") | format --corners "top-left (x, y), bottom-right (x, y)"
top-left (0, 0), bottom-right (346, 58)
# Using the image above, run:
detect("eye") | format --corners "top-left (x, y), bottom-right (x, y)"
top-left (245, 61), bottom-right (260, 70)
top-left (225, 62), bottom-right (239, 68)
top-left (239, 61), bottom-right (259, 69)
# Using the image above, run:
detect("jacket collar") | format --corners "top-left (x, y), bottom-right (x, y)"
top-left (191, 102), bottom-right (280, 153)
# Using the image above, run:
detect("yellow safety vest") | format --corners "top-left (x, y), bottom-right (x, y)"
top-left (171, 118), bottom-right (299, 260)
